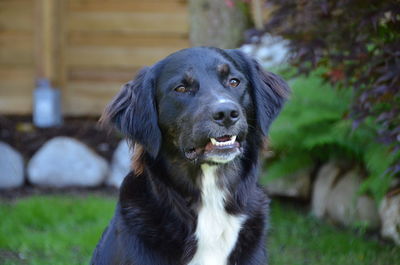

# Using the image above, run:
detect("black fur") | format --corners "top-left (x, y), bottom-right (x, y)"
top-left (103, 67), bottom-right (162, 157)
top-left (92, 47), bottom-right (289, 265)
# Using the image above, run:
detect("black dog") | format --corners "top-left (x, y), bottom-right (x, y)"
top-left (91, 47), bottom-right (289, 265)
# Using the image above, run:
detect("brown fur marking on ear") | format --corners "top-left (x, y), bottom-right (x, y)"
top-left (98, 109), bottom-right (114, 136)
top-left (99, 106), bottom-right (111, 127)
top-left (97, 108), bottom-right (119, 139)
top-left (132, 143), bottom-right (145, 176)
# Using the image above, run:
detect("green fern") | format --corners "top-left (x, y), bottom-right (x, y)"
top-left (265, 69), bottom-right (394, 201)
top-left (262, 152), bottom-right (313, 185)
top-left (359, 143), bottom-right (397, 200)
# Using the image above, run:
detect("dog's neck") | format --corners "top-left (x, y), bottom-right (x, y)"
top-left (148, 153), bottom-right (232, 195)
top-left (118, 134), bottom-right (263, 264)
top-left (186, 164), bottom-right (247, 265)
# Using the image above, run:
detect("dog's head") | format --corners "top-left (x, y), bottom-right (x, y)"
top-left (102, 47), bottom-right (289, 165)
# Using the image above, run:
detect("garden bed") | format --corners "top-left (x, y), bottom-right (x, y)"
top-left (0, 115), bottom-right (121, 162)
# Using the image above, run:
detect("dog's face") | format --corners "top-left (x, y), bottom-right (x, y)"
top-left (102, 47), bottom-right (289, 165)
top-left (156, 49), bottom-right (251, 164)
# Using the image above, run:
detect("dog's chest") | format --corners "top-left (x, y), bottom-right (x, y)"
top-left (188, 165), bottom-right (245, 265)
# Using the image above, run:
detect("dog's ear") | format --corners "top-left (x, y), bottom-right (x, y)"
top-left (101, 67), bottom-right (161, 158)
top-left (226, 49), bottom-right (290, 135)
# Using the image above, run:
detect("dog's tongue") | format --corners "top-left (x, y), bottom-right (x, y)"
top-left (216, 135), bottom-right (231, 142)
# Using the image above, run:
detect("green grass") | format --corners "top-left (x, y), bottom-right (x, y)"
top-left (0, 195), bottom-right (115, 265)
top-left (268, 201), bottom-right (399, 265)
top-left (0, 195), bottom-right (398, 265)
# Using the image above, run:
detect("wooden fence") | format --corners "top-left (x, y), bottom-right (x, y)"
top-left (0, 0), bottom-right (189, 115)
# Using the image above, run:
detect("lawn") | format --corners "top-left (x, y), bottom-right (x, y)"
top-left (0, 195), bottom-right (115, 265)
top-left (0, 195), bottom-right (398, 265)
top-left (268, 201), bottom-right (399, 265)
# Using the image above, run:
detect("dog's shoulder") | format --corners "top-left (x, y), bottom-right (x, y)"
top-left (90, 213), bottom-right (123, 265)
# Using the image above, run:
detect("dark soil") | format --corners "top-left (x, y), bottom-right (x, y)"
top-left (0, 115), bottom-right (122, 162)
top-left (0, 115), bottom-right (122, 198)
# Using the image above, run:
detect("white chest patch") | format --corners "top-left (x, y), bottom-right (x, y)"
top-left (188, 165), bottom-right (246, 265)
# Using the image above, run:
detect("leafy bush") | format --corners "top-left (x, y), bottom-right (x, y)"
top-left (266, 71), bottom-right (396, 201)
top-left (263, 0), bottom-right (400, 178)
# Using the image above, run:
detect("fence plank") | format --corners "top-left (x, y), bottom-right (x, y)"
top-left (0, 45), bottom-right (33, 65)
top-left (0, 67), bottom-right (34, 114)
top-left (0, 97), bottom-right (32, 114)
top-left (67, 12), bottom-right (188, 34)
top-left (68, 32), bottom-right (189, 47)
top-left (0, 0), bottom-right (34, 31)
top-left (68, 67), bottom-right (140, 82)
top-left (67, 46), bottom-right (181, 67)
top-left (0, 0), bottom-right (35, 114)
top-left (68, 0), bottom-right (186, 13)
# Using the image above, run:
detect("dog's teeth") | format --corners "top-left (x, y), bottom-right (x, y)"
top-left (210, 135), bottom-right (238, 147)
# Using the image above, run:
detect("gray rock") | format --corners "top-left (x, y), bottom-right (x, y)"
top-left (326, 169), bottom-right (380, 229)
top-left (379, 193), bottom-right (400, 245)
top-left (27, 137), bottom-right (108, 187)
top-left (240, 34), bottom-right (290, 68)
top-left (106, 140), bottom-right (132, 188)
top-left (356, 195), bottom-right (381, 228)
top-left (0, 142), bottom-right (24, 188)
top-left (265, 167), bottom-right (312, 199)
top-left (312, 162), bottom-right (341, 218)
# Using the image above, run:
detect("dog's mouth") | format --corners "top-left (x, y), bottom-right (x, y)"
top-left (185, 135), bottom-right (241, 163)
top-left (206, 135), bottom-right (239, 151)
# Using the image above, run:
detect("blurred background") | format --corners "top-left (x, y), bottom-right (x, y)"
top-left (0, 0), bottom-right (399, 264)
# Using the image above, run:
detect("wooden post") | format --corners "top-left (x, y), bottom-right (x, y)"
top-left (35, 0), bottom-right (65, 88)
top-left (35, 0), bottom-right (53, 80)
top-left (252, 0), bottom-right (264, 30)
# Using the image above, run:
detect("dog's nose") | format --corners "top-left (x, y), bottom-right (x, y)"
top-left (211, 102), bottom-right (241, 127)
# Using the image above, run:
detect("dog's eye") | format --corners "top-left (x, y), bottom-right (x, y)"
top-left (174, 85), bottom-right (187, 93)
top-left (229, 78), bottom-right (240, 88)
